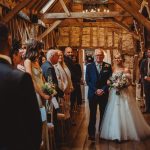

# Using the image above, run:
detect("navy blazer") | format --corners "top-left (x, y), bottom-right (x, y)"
top-left (86, 62), bottom-right (112, 100)
top-left (41, 61), bottom-right (64, 98)
top-left (0, 58), bottom-right (42, 150)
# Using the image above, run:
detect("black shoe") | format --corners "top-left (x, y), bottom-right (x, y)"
top-left (114, 139), bottom-right (121, 143)
top-left (88, 135), bottom-right (95, 141)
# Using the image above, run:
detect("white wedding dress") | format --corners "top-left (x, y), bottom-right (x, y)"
top-left (100, 72), bottom-right (150, 141)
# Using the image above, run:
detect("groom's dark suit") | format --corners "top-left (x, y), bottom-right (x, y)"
top-left (86, 61), bottom-right (112, 137)
top-left (0, 58), bottom-right (42, 150)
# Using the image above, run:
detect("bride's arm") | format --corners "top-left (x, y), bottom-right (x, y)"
top-left (124, 68), bottom-right (132, 85)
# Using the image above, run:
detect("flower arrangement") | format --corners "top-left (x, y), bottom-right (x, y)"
top-left (42, 82), bottom-right (57, 96)
top-left (109, 72), bottom-right (129, 95)
top-left (104, 64), bottom-right (110, 68)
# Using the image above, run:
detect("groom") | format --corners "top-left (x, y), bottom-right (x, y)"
top-left (86, 48), bottom-right (112, 140)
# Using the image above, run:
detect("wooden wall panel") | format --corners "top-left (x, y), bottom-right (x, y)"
top-left (70, 27), bottom-right (80, 46)
top-left (122, 33), bottom-right (134, 52)
top-left (58, 37), bottom-right (69, 46)
top-left (82, 35), bottom-right (90, 47)
top-left (98, 28), bottom-right (105, 47)
top-left (107, 30), bottom-right (113, 47)
top-left (92, 27), bottom-right (98, 47)
top-left (114, 32), bottom-right (119, 48)
top-left (57, 26), bottom-right (135, 58)
top-left (59, 27), bottom-right (70, 36)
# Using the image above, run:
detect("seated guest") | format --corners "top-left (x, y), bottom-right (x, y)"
top-left (0, 22), bottom-right (42, 150)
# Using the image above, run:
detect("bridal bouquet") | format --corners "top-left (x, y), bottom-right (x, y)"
top-left (42, 82), bottom-right (57, 96)
top-left (109, 72), bottom-right (129, 95)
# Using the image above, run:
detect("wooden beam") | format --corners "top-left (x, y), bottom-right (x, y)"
top-left (139, 0), bottom-right (150, 19)
top-left (36, 0), bottom-right (48, 12)
top-left (113, 19), bottom-right (140, 40)
top-left (1, 0), bottom-right (31, 23)
top-left (59, 0), bottom-right (70, 16)
top-left (37, 20), bottom-right (62, 40)
top-left (30, 0), bottom-right (42, 12)
top-left (42, 11), bottom-right (131, 19)
top-left (113, 0), bottom-right (150, 31)
top-left (40, 0), bottom-right (56, 14)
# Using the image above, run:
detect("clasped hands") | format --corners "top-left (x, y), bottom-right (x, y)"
top-left (95, 89), bottom-right (104, 96)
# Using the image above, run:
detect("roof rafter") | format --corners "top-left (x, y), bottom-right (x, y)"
top-left (113, 18), bottom-right (140, 40)
top-left (37, 20), bottom-right (62, 40)
top-left (1, 0), bottom-right (31, 23)
top-left (40, 0), bottom-right (56, 14)
top-left (59, 0), bottom-right (70, 16)
top-left (42, 11), bottom-right (131, 19)
top-left (113, 0), bottom-right (150, 31)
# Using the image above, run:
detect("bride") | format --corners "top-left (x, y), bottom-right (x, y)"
top-left (100, 53), bottom-right (150, 141)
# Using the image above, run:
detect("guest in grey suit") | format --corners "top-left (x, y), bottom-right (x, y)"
top-left (0, 22), bottom-right (42, 150)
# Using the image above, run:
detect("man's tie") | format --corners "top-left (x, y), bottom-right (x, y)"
top-left (99, 63), bottom-right (102, 73)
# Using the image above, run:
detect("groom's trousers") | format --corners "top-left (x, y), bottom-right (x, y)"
top-left (88, 94), bottom-right (108, 136)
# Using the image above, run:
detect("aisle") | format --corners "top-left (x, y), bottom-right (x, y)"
top-left (60, 101), bottom-right (150, 150)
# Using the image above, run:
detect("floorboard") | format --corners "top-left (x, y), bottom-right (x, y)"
top-left (59, 99), bottom-right (150, 150)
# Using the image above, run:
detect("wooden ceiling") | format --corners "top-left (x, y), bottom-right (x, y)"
top-left (0, 0), bottom-right (149, 34)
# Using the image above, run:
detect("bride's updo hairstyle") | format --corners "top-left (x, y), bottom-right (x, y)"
top-left (114, 53), bottom-right (125, 63)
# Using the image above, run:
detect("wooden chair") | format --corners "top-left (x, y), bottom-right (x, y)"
top-left (46, 101), bottom-right (56, 150)
top-left (40, 106), bottom-right (50, 150)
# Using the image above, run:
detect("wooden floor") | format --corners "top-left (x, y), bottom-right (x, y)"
top-left (59, 100), bottom-right (150, 150)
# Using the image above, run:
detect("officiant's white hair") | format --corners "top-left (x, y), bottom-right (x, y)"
top-left (46, 49), bottom-right (59, 60)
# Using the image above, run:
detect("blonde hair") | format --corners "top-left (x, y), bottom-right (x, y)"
top-left (94, 48), bottom-right (104, 56)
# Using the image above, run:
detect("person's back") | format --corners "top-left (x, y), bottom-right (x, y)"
top-left (0, 22), bottom-right (42, 150)
top-left (0, 61), bottom-right (42, 150)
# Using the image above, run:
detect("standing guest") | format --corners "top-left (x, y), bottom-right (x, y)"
top-left (24, 39), bottom-right (51, 107)
top-left (72, 55), bottom-right (82, 106)
top-left (138, 51), bottom-right (147, 98)
top-left (64, 47), bottom-right (77, 124)
top-left (0, 22), bottom-right (42, 150)
top-left (39, 54), bottom-right (46, 67)
top-left (54, 50), bottom-right (73, 119)
top-left (86, 55), bottom-right (94, 65)
top-left (10, 39), bottom-right (25, 71)
top-left (41, 49), bottom-right (64, 98)
top-left (140, 48), bottom-right (150, 113)
top-left (41, 49), bottom-right (64, 144)
top-left (86, 48), bottom-right (112, 141)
